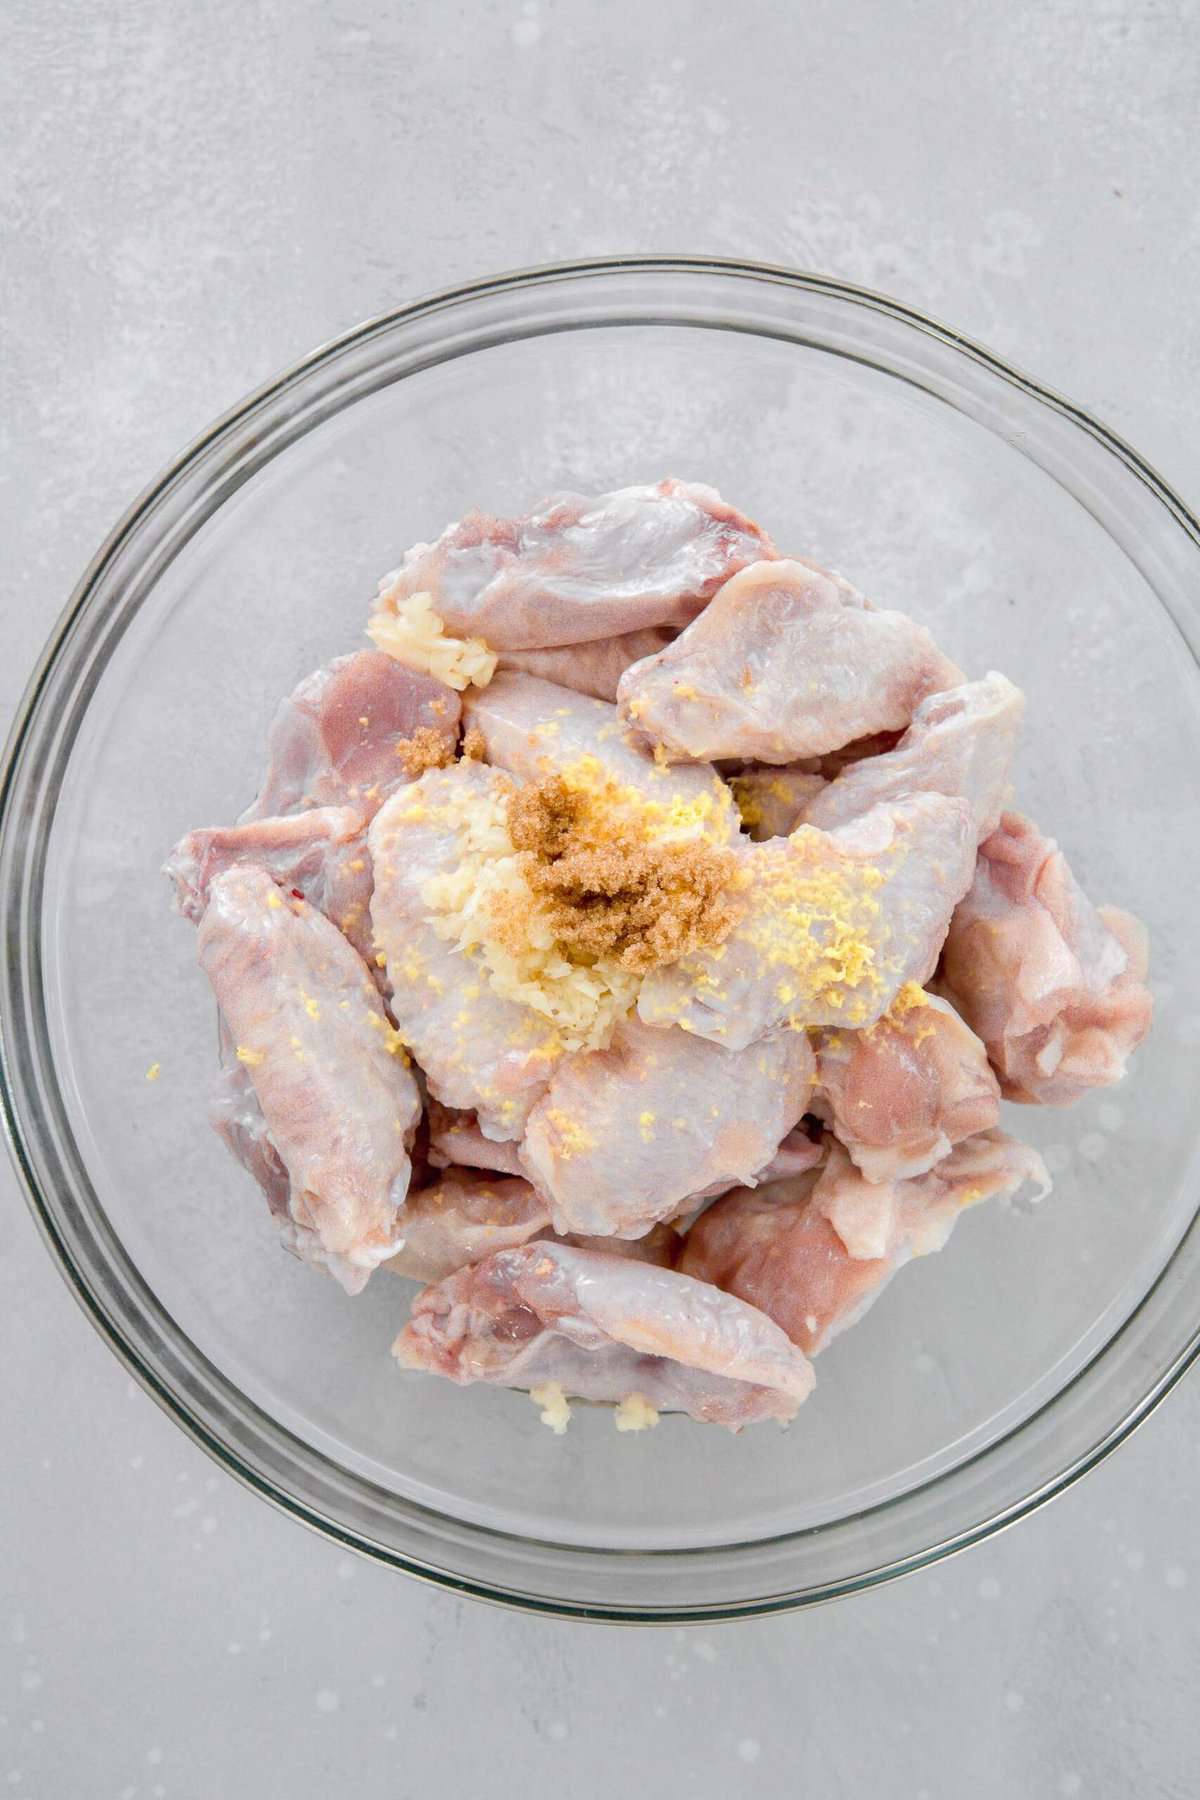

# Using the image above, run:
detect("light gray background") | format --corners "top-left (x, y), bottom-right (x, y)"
top-left (2, 3), bottom-right (1198, 1795)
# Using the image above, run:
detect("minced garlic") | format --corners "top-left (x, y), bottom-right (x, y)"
top-left (367, 588), bottom-right (498, 691)
top-left (529, 1382), bottom-right (572, 1434)
top-left (420, 776), bottom-right (641, 1052)
top-left (614, 1393), bottom-right (660, 1433)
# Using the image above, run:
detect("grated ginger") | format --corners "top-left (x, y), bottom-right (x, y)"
top-left (885, 980), bottom-right (929, 1021)
top-left (555, 753), bottom-right (736, 848)
top-left (367, 587), bottom-right (498, 691)
top-left (732, 829), bottom-right (892, 1027)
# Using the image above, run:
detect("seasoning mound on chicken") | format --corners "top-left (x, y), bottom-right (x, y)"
top-left (166, 477), bottom-right (1152, 1431)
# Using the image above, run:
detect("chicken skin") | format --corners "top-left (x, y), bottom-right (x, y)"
top-left (394, 1240), bottom-right (815, 1429)
top-left (938, 812), bottom-right (1152, 1104)
top-left (618, 558), bottom-right (962, 763)
top-left (638, 793), bottom-right (976, 1047)
top-left (197, 865), bottom-right (421, 1291)
top-left (679, 1131), bottom-right (1049, 1355)
top-left (520, 1016), bottom-right (815, 1238)
top-left (379, 479), bottom-right (776, 650)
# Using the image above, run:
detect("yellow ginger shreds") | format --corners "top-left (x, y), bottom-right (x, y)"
top-left (886, 980), bottom-right (929, 1021)
top-left (888, 982), bottom-right (941, 1046)
top-left (735, 831), bottom-right (893, 1026)
top-left (144, 1062), bottom-right (161, 1082)
top-left (730, 771), bottom-right (817, 836)
top-left (540, 1108), bottom-right (597, 1160)
top-left (367, 589), bottom-right (498, 691)
top-left (364, 1011), bottom-right (411, 1061)
top-left (860, 980), bottom-right (937, 1044)
top-left (552, 751), bottom-right (738, 848)
top-left (235, 1045), bottom-right (265, 1067)
top-left (728, 776), bottom-right (764, 831)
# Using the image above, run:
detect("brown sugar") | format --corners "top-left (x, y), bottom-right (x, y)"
top-left (505, 776), bottom-right (740, 974)
top-left (395, 727), bottom-right (455, 777)
top-left (460, 726), bottom-right (488, 762)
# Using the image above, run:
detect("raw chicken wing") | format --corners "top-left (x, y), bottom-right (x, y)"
top-left (381, 479), bottom-right (776, 650)
top-left (211, 1047), bottom-right (292, 1225)
top-left (165, 806), bottom-right (375, 958)
top-left (755, 1125), bottom-right (827, 1185)
top-left (665, 1126), bottom-right (827, 1235)
top-left (638, 793), bottom-right (976, 1048)
top-left (197, 865), bottom-right (422, 1290)
top-left (394, 1240), bottom-right (815, 1429)
top-left (427, 1104), bottom-right (526, 1176)
top-left (211, 1046), bottom-right (391, 1283)
top-left (383, 1169), bottom-right (551, 1283)
top-left (938, 811), bottom-right (1152, 1104)
top-left (520, 1015), bottom-right (814, 1237)
top-left (814, 991), bottom-right (1000, 1183)
top-left (368, 762), bottom-right (565, 1138)
top-left (680, 1131), bottom-right (1048, 1355)
top-left (802, 673), bottom-right (1023, 840)
top-left (246, 650), bottom-right (460, 820)
top-left (617, 559), bottom-right (962, 763)
top-left (562, 1225), bottom-right (680, 1267)
top-left (499, 628), bottom-right (676, 702)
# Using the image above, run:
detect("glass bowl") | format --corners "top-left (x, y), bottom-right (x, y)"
top-left (3, 258), bottom-right (1199, 1623)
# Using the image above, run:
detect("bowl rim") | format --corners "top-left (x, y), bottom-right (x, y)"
top-left (3, 254), bottom-right (1198, 1623)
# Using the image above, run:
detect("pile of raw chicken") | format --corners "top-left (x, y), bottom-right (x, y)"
top-left (166, 480), bottom-right (1152, 1434)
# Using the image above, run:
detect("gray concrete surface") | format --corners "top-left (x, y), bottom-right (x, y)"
top-left (2, 2), bottom-right (1198, 1795)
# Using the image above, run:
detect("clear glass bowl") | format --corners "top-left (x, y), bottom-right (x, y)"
top-left (3, 258), bottom-right (1199, 1622)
